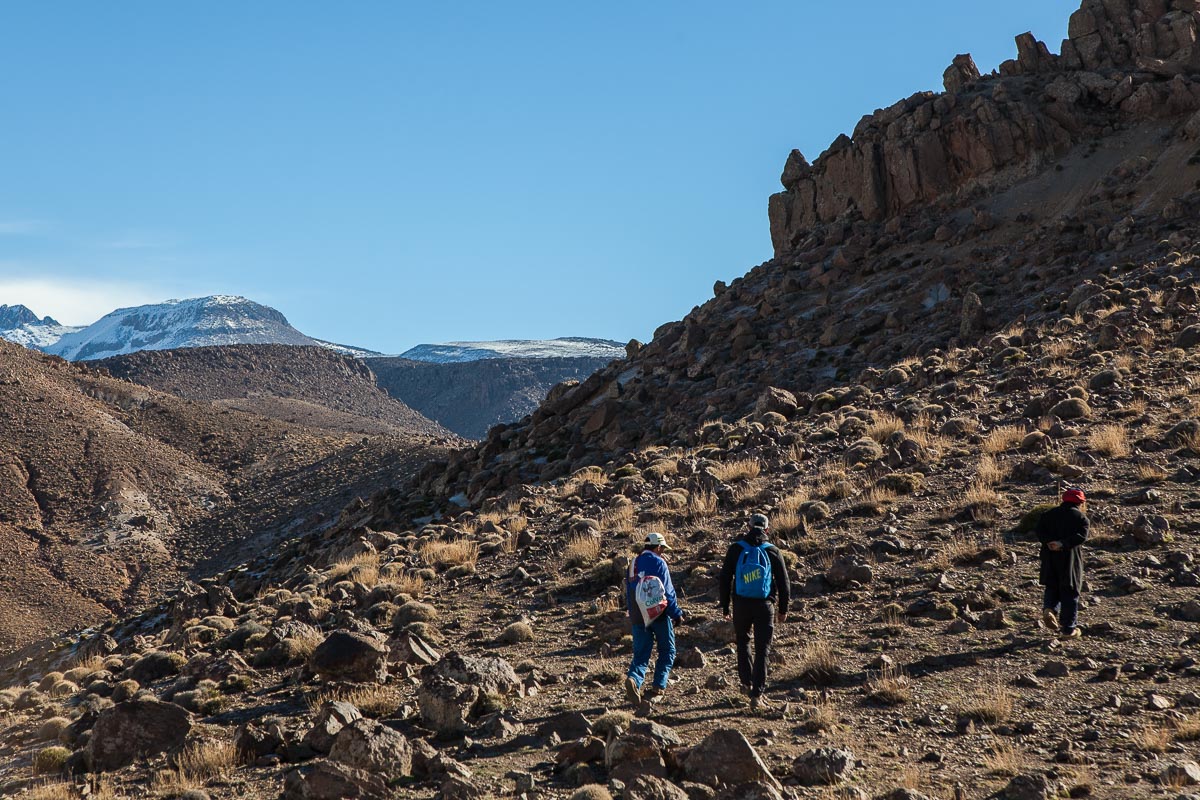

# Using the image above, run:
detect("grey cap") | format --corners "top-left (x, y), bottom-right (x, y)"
top-left (749, 513), bottom-right (769, 530)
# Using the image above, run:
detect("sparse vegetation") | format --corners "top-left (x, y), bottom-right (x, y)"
top-left (867, 412), bottom-right (905, 443)
top-left (798, 639), bottom-right (840, 685)
top-left (33, 746), bottom-right (70, 775)
top-left (865, 665), bottom-right (911, 705)
top-left (982, 740), bottom-right (1024, 776)
top-left (709, 458), bottom-right (761, 483)
top-left (563, 534), bottom-right (601, 568)
top-left (1088, 424), bottom-right (1130, 457)
top-left (982, 426), bottom-right (1025, 454)
top-left (958, 681), bottom-right (1012, 725)
top-left (419, 539), bottom-right (479, 571)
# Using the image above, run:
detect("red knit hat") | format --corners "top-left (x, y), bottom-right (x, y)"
top-left (1062, 488), bottom-right (1086, 504)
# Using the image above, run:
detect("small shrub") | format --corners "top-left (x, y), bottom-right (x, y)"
top-left (1135, 724), bottom-right (1171, 753)
top-left (959, 681), bottom-right (1012, 724)
top-left (309, 684), bottom-right (405, 718)
top-left (799, 639), bottom-right (840, 685)
top-left (419, 539), bottom-right (479, 571)
top-left (395, 601), bottom-right (439, 627)
top-left (709, 458), bottom-right (762, 483)
top-left (1135, 463), bottom-right (1169, 483)
top-left (569, 786), bottom-right (613, 800)
top-left (33, 746), bottom-right (71, 775)
top-left (982, 740), bottom-right (1024, 776)
top-left (867, 412), bottom-right (905, 443)
top-left (797, 697), bottom-right (839, 732)
top-left (593, 710), bottom-right (633, 738)
top-left (643, 458), bottom-right (679, 480)
top-left (37, 717), bottom-right (71, 742)
top-left (174, 739), bottom-right (238, 781)
top-left (852, 486), bottom-right (896, 516)
top-left (563, 535), bottom-right (601, 568)
top-left (1172, 715), bottom-right (1200, 742)
top-left (1088, 424), bottom-right (1130, 458)
top-left (878, 472), bottom-right (922, 494)
top-left (865, 665), bottom-right (911, 705)
top-left (982, 426), bottom-right (1025, 454)
top-left (497, 621), bottom-right (534, 644)
top-left (328, 552), bottom-right (381, 585)
top-left (1015, 503), bottom-right (1057, 534)
top-left (976, 455), bottom-right (1005, 487)
top-left (772, 508), bottom-right (803, 536)
top-left (963, 483), bottom-right (1002, 510)
top-left (686, 490), bottom-right (718, 519)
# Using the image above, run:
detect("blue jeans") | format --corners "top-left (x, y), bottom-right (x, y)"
top-left (627, 616), bottom-right (675, 690)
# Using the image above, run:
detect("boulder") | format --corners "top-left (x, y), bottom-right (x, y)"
top-left (825, 555), bottom-right (873, 588)
top-left (418, 675), bottom-right (482, 735)
top-left (713, 784), bottom-right (783, 800)
top-left (328, 718), bottom-right (413, 778)
top-left (304, 701), bottom-right (364, 754)
top-left (625, 774), bottom-right (691, 800)
top-left (999, 773), bottom-right (1061, 800)
top-left (791, 747), bottom-right (855, 786)
top-left (683, 729), bottom-right (781, 790)
top-left (607, 732), bottom-right (667, 783)
top-left (310, 631), bottom-right (389, 683)
top-left (283, 759), bottom-right (392, 800)
top-left (423, 652), bottom-right (521, 697)
top-left (88, 698), bottom-right (192, 771)
top-left (755, 387), bottom-right (799, 420)
top-left (1163, 761), bottom-right (1200, 787)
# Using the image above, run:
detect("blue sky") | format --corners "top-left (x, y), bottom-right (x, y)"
top-left (0, 1), bottom-right (1075, 352)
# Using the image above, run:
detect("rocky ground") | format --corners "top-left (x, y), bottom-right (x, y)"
top-left (1, 247), bottom-right (1198, 798)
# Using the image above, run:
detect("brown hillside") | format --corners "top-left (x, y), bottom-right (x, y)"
top-left (0, 341), bottom-right (456, 653)
top-left (95, 345), bottom-right (450, 438)
top-left (4, 3), bottom-right (1200, 800)
top-left (368, 355), bottom-right (616, 439)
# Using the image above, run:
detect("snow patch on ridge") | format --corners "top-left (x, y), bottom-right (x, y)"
top-left (399, 337), bottom-right (625, 363)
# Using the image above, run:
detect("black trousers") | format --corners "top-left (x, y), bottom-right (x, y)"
top-left (733, 598), bottom-right (774, 696)
top-left (1044, 584), bottom-right (1080, 632)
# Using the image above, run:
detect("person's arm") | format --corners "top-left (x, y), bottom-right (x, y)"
top-left (718, 543), bottom-right (740, 616)
top-left (1060, 511), bottom-right (1089, 550)
top-left (768, 547), bottom-right (791, 617)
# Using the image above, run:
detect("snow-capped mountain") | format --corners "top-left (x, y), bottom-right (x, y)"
top-left (398, 337), bottom-right (625, 364)
top-left (44, 296), bottom-right (329, 361)
top-left (0, 304), bottom-right (83, 349)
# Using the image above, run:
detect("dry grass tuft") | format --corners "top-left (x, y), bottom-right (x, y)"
top-left (772, 508), bottom-right (804, 536)
top-left (867, 412), bottom-right (905, 443)
top-left (686, 490), bottom-right (718, 520)
top-left (958, 680), bottom-right (1013, 725)
top-left (865, 665), bottom-right (911, 705)
top-left (1135, 462), bottom-right (1169, 483)
top-left (798, 639), bottom-right (841, 685)
top-left (1172, 715), bottom-right (1200, 742)
top-left (709, 458), bottom-right (762, 483)
top-left (329, 552), bottom-right (381, 586)
top-left (982, 426), bottom-right (1025, 454)
top-left (381, 570), bottom-right (426, 597)
top-left (601, 504), bottom-right (635, 532)
top-left (1088, 424), bottom-right (1130, 458)
top-left (851, 485), bottom-right (896, 515)
top-left (798, 697), bottom-right (840, 732)
top-left (1134, 723), bottom-right (1172, 753)
top-left (982, 740), bottom-right (1025, 776)
top-left (285, 628), bottom-right (326, 662)
top-left (419, 539), bottom-right (479, 571)
top-left (963, 482), bottom-right (1002, 509)
top-left (563, 535), bottom-right (601, 568)
top-left (976, 455), bottom-right (1006, 487)
top-left (308, 684), bottom-right (406, 718)
top-left (560, 466), bottom-right (609, 497)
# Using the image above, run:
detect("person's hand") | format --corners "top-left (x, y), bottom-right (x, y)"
top-left (1048, 541), bottom-right (1063, 551)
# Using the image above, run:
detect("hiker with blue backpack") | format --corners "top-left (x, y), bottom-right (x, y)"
top-left (719, 513), bottom-right (791, 710)
top-left (625, 531), bottom-right (686, 706)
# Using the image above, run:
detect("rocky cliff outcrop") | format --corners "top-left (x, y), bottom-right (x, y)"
top-left (424, 0), bottom-right (1200, 503)
top-left (768, 0), bottom-right (1200, 256)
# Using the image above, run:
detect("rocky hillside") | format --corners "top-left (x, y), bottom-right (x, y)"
top-left (0, 340), bottom-right (455, 653)
top-left (96, 345), bottom-right (451, 438)
top-left (368, 355), bottom-right (617, 439)
top-left (2, 3), bottom-right (1200, 799)
top-left (432, 0), bottom-right (1200, 504)
top-left (1, 244), bottom-right (1199, 797)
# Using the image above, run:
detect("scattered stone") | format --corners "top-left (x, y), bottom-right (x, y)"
top-left (303, 701), bottom-right (363, 754)
top-left (88, 699), bottom-right (192, 771)
top-left (792, 747), bottom-right (855, 786)
top-left (683, 729), bottom-right (781, 790)
top-left (310, 631), bottom-right (389, 684)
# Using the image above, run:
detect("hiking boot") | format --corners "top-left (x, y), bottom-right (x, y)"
top-left (1060, 628), bottom-right (1082, 640)
top-left (1042, 609), bottom-right (1059, 630)
top-left (750, 695), bottom-right (771, 711)
top-left (642, 687), bottom-right (662, 703)
top-left (624, 677), bottom-right (641, 705)
top-left (739, 684), bottom-right (753, 697)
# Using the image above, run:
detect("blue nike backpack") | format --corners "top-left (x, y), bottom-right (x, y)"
top-left (734, 541), bottom-right (772, 599)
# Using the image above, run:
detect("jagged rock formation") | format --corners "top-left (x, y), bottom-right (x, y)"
top-left (367, 355), bottom-right (615, 439)
top-left (769, 0), bottom-right (1200, 255)
top-left (96, 345), bottom-right (451, 438)
top-left (428, 0), bottom-right (1200, 502)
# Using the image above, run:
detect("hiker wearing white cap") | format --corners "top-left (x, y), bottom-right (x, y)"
top-left (624, 531), bottom-right (685, 705)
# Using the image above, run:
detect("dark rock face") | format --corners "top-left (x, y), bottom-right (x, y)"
top-left (368, 356), bottom-right (614, 439)
top-left (87, 698), bottom-right (192, 771)
top-left (768, 2), bottom-right (1200, 256)
top-left (0, 304), bottom-right (57, 329)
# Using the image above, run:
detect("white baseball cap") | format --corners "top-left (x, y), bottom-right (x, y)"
top-left (644, 532), bottom-right (671, 550)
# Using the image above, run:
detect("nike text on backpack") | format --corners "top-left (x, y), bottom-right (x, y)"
top-left (734, 541), bottom-right (772, 599)
top-left (629, 560), bottom-right (668, 627)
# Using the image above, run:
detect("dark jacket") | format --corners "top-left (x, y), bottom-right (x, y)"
top-left (1036, 503), bottom-right (1089, 591)
top-left (719, 529), bottom-right (791, 615)
top-left (626, 548), bottom-right (683, 622)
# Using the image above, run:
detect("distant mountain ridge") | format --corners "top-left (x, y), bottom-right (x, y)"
top-left (399, 337), bottom-right (625, 363)
top-left (0, 304), bottom-right (59, 329)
